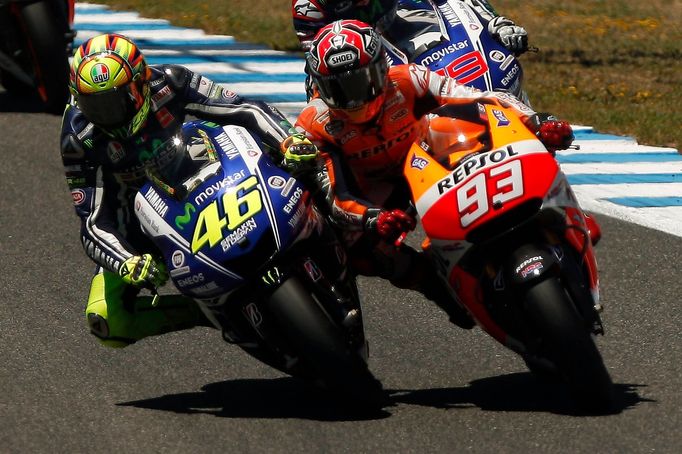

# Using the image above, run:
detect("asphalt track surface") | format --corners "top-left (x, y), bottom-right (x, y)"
top-left (1, 99), bottom-right (680, 453)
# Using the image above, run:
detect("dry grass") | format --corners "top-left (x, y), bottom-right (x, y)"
top-left (88, 0), bottom-right (681, 148)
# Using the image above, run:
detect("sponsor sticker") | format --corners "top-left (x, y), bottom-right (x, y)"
top-left (196, 76), bottom-right (214, 97)
top-left (151, 85), bottom-right (174, 107)
top-left (171, 250), bottom-right (185, 268)
top-left (521, 262), bottom-right (543, 278)
top-left (71, 189), bottom-right (86, 205)
top-left (327, 50), bottom-right (357, 67)
top-left (410, 154), bottom-right (429, 170)
top-left (267, 175), bottom-right (287, 189)
top-left (91, 63), bottom-right (109, 84)
top-left (492, 109), bottom-right (510, 127)
top-left (244, 302), bottom-right (263, 327)
top-left (293, 0), bottom-right (323, 19)
top-left (303, 259), bottom-right (322, 282)
top-left (107, 141), bottom-right (125, 163)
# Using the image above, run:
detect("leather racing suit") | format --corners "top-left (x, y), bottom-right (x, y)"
top-left (60, 64), bottom-right (293, 347)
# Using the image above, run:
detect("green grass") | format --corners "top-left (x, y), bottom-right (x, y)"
top-left (88, 0), bottom-right (681, 148)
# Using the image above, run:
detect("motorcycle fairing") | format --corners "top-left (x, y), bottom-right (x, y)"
top-left (405, 143), bottom-right (556, 240)
top-left (384, 0), bottom-right (523, 96)
top-left (403, 104), bottom-right (556, 240)
top-left (135, 122), bottom-right (314, 298)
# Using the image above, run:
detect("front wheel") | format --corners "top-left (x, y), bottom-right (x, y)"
top-left (267, 277), bottom-right (386, 409)
top-left (19, 0), bottom-right (71, 113)
top-left (524, 277), bottom-right (614, 412)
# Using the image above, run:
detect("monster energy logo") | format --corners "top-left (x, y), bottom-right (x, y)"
top-left (261, 267), bottom-right (282, 286)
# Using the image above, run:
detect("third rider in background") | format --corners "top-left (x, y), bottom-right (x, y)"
top-left (292, 0), bottom-right (529, 57)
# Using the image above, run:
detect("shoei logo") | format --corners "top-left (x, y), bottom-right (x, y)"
top-left (91, 63), bottom-right (109, 84)
top-left (328, 50), bottom-right (357, 67)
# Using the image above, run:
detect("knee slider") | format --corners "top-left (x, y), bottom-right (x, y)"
top-left (86, 300), bottom-right (135, 348)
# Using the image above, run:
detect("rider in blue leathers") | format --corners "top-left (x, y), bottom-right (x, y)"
top-left (292, 0), bottom-right (529, 56)
top-left (61, 33), bottom-right (311, 347)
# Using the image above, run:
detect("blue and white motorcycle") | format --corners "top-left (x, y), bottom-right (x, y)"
top-left (134, 120), bottom-right (384, 407)
top-left (385, 0), bottom-right (528, 103)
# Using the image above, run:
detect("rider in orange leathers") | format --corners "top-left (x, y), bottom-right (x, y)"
top-left (289, 20), bottom-right (578, 328)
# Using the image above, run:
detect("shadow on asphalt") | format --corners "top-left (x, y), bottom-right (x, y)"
top-left (390, 372), bottom-right (652, 416)
top-left (118, 376), bottom-right (391, 421)
top-left (118, 372), bottom-right (649, 420)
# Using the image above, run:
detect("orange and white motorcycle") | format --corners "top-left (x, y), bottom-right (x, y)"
top-left (403, 102), bottom-right (614, 410)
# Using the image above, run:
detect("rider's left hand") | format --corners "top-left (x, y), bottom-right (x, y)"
top-left (281, 133), bottom-right (319, 168)
top-left (488, 16), bottom-right (528, 54)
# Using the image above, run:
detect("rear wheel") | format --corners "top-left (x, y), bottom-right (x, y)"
top-left (524, 277), bottom-right (614, 412)
top-left (19, 0), bottom-right (70, 113)
top-left (267, 277), bottom-right (387, 410)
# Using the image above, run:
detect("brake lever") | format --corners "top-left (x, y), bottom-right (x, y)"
top-left (394, 232), bottom-right (408, 248)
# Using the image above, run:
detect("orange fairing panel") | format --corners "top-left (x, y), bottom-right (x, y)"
top-left (403, 142), bottom-right (450, 204)
top-left (407, 141), bottom-right (558, 240)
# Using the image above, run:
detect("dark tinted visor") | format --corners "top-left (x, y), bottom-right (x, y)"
top-left (316, 64), bottom-right (386, 109)
top-left (76, 82), bottom-right (139, 128)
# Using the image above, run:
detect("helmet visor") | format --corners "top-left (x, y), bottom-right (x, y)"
top-left (76, 79), bottom-right (144, 129)
top-left (316, 63), bottom-right (387, 109)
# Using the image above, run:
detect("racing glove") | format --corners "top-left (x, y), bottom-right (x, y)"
top-left (364, 208), bottom-right (417, 244)
top-left (526, 113), bottom-right (575, 154)
top-left (119, 254), bottom-right (168, 288)
top-left (537, 120), bottom-right (575, 154)
top-left (281, 133), bottom-right (319, 171)
top-left (488, 16), bottom-right (528, 54)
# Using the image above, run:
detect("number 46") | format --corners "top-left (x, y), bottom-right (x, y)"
top-left (191, 175), bottom-right (262, 253)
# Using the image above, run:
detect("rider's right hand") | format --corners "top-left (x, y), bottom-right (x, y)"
top-left (119, 254), bottom-right (168, 288)
top-left (537, 120), bottom-right (575, 153)
top-left (364, 208), bottom-right (417, 243)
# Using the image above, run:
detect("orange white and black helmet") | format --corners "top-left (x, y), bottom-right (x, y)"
top-left (306, 20), bottom-right (388, 123)
top-left (69, 33), bottom-right (151, 138)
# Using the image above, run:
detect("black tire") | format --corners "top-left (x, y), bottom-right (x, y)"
top-left (19, 1), bottom-right (70, 114)
top-left (0, 71), bottom-right (27, 93)
top-left (266, 277), bottom-right (387, 409)
top-left (524, 277), bottom-right (614, 412)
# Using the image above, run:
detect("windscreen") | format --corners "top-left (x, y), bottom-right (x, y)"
top-left (145, 132), bottom-right (221, 200)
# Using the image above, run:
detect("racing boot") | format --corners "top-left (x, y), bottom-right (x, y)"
top-left (404, 265), bottom-right (476, 330)
top-left (387, 245), bottom-right (475, 330)
top-left (85, 269), bottom-right (214, 348)
top-left (348, 239), bottom-right (475, 329)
